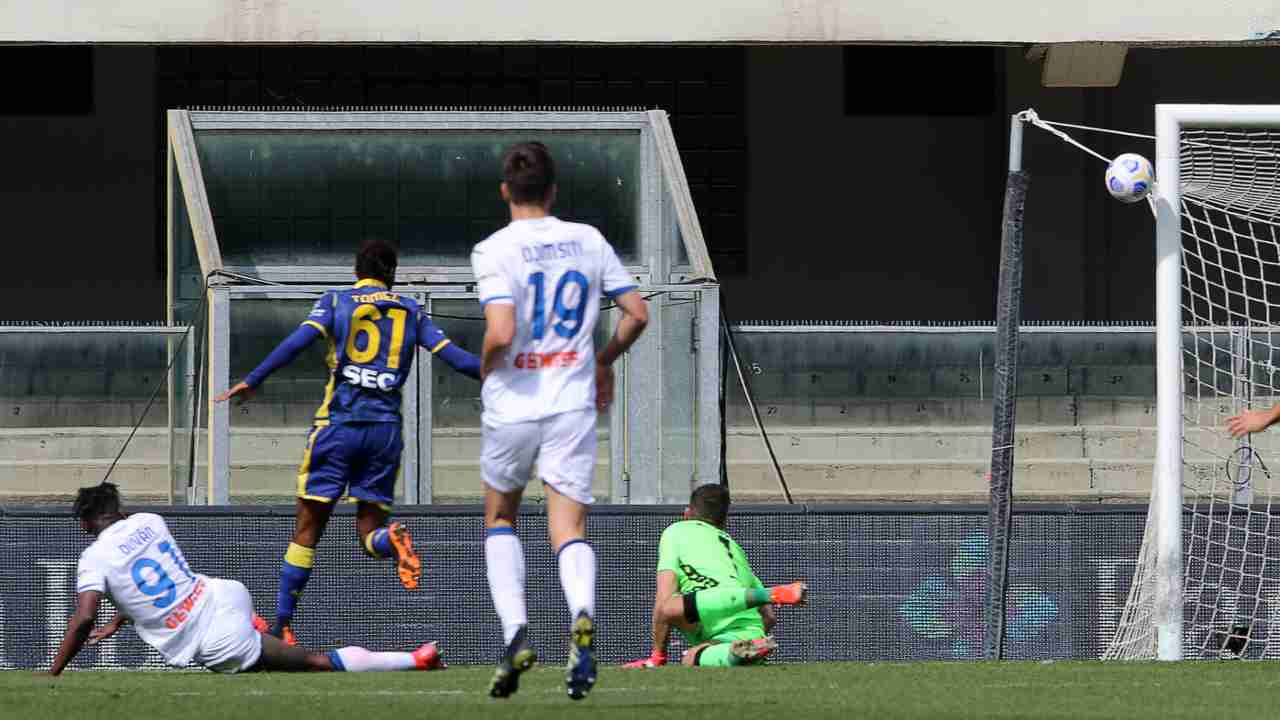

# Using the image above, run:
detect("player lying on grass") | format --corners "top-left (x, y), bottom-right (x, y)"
top-left (623, 484), bottom-right (808, 669)
top-left (49, 483), bottom-right (444, 676)
top-left (216, 238), bottom-right (480, 645)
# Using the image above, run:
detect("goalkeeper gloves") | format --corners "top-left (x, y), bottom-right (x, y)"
top-left (622, 650), bottom-right (667, 668)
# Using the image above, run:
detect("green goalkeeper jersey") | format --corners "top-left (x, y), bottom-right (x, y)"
top-left (656, 519), bottom-right (766, 642)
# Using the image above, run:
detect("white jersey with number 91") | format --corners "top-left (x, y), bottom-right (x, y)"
top-left (76, 513), bottom-right (213, 666)
top-left (471, 217), bottom-right (636, 425)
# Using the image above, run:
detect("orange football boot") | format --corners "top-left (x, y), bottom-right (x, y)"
top-left (768, 582), bottom-right (809, 606)
top-left (268, 622), bottom-right (298, 646)
top-left (412, 641), bottom-right (445, 670)
top-left (388, 522), bottom-right (421, 590)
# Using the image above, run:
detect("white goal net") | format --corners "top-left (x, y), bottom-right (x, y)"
top-left (1023, 108), bottom-right (1280, 660)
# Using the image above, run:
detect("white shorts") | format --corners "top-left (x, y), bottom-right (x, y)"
top-left (192, 579), bottom-right (263, 674)
top-left (481, 408), bottom-right (597, 505)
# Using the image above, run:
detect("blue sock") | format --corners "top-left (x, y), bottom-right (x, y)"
top-left (364, 528), bottom-right (394, 559)
top-left (277, 543), bottom-right (315, 626)
top-left (327, 650), bottom-right (347, 671)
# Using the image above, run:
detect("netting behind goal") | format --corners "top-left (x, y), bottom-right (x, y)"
top-left (1107, 122), bottom-right (1280, 659)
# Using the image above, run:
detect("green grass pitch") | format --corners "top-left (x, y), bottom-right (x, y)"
top-left (5, 662), bottom-right (1278, 719)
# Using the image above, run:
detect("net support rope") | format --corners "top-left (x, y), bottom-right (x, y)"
top-left (1021, 107), bottom-right (1280, 659)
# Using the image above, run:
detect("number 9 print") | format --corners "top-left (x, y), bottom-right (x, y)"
top-left (131, 559), bottom-right (177, 609)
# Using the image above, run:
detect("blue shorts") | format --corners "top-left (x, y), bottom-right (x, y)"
top-left (296, 422), bottom-right (403, 510)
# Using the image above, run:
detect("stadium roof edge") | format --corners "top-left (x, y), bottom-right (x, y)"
top-left (1, 0), bottom-right (1278, 45)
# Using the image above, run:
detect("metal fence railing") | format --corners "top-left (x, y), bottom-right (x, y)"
top-left (0, 323), bottom-right (192, 505)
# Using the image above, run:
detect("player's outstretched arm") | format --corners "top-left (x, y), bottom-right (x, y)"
top-left (435, 342), bottom-right (481, 379)
top-left (1228, 404), bottom-right (1280, 437)
top-left (417, 316), bottom-right (481, 380)
top-left (48, 590), bottom-right (103, 676)
top-left (216, 323), bottom-right (323, 404)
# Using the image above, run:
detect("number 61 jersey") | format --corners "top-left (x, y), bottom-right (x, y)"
top-left (471, 217), bottom-right (636, 425)
top-left (305, 279), bottom-right (449, 425)
top-left (76, 513), bottom-right (211, 666)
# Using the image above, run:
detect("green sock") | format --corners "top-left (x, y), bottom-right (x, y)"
top-left (692, 588), bottom-right (770, 621)
top-left (695, 643), bottom-right (740, 667)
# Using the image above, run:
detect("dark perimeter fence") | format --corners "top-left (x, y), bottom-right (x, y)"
top-left (0, 504), bottom-right (1151, 670)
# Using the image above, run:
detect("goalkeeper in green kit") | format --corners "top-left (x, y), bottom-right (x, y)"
top-left (622, 484), bottom-right (808, 668)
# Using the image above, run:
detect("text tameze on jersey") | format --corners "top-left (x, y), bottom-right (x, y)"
top-left (352, 291), bottom-right (401, 304)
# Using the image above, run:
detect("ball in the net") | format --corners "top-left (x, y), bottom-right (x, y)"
top-left (1105, 153), bottom-right (1154, 203)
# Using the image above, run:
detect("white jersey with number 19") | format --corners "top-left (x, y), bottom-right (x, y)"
top-left (471, 216), bottom-right (636, 425)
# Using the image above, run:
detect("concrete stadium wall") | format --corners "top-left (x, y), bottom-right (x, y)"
top-left (1, 327), bottom-right (1191, 503)
top-left (3, 1), bottom-right (1278, 43)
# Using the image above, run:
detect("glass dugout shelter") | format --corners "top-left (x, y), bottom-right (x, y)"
top-left (167, 108), bottom-right (720, 505)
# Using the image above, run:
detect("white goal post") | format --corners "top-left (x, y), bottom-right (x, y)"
top-left (1013, 105), bottom-right (1280, 661)
top-left (1152, 103), bottom-right (1191, 662)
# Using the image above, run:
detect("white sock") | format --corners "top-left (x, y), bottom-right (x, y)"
top-left (485, 528), bottom-right (528, 644)
top-left (557, 539), bottom-right (596, 621)
top-left (331, 646), bottom-right (415, 672)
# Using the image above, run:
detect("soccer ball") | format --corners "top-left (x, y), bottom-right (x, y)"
top-left (1104, 153), bottom-right (1154, 203)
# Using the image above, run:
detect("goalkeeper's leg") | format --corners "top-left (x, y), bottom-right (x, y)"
top-left (655, 582), bottom-right (808, 629)
top-left (682, 630), bottom-right (778, 667)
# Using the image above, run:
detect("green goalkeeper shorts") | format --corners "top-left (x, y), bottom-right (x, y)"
top-left (709, 626), bottom-right (766, 644)
top-left (683, 615), bottom-right (766, 647)
top-left (689, 623), bottom-right (770, 668)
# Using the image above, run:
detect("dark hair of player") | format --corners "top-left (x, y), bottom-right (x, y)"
top-left (688, 484), bottom-right (731, 527)
top-left (355, 238), bottom-right (398, 287)
top-left (502, 142), bottom-right (556, 205)
top-left (73, 482), bottom-right (122, 524)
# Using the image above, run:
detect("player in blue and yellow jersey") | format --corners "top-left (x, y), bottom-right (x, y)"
top-left (216, 239), bottom-right (481, 644)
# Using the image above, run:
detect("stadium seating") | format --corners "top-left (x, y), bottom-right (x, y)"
top-left (3, 324), bottom-right (1177, 503)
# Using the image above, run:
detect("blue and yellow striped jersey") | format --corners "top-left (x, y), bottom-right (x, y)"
top-left (304, 279), bottom-right (452, 425)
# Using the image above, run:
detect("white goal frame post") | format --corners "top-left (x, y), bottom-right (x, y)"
top-left (1152, 104), bottom-right (1280, 662)
top-left (1008, 104), bottom-right (1280, 661)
